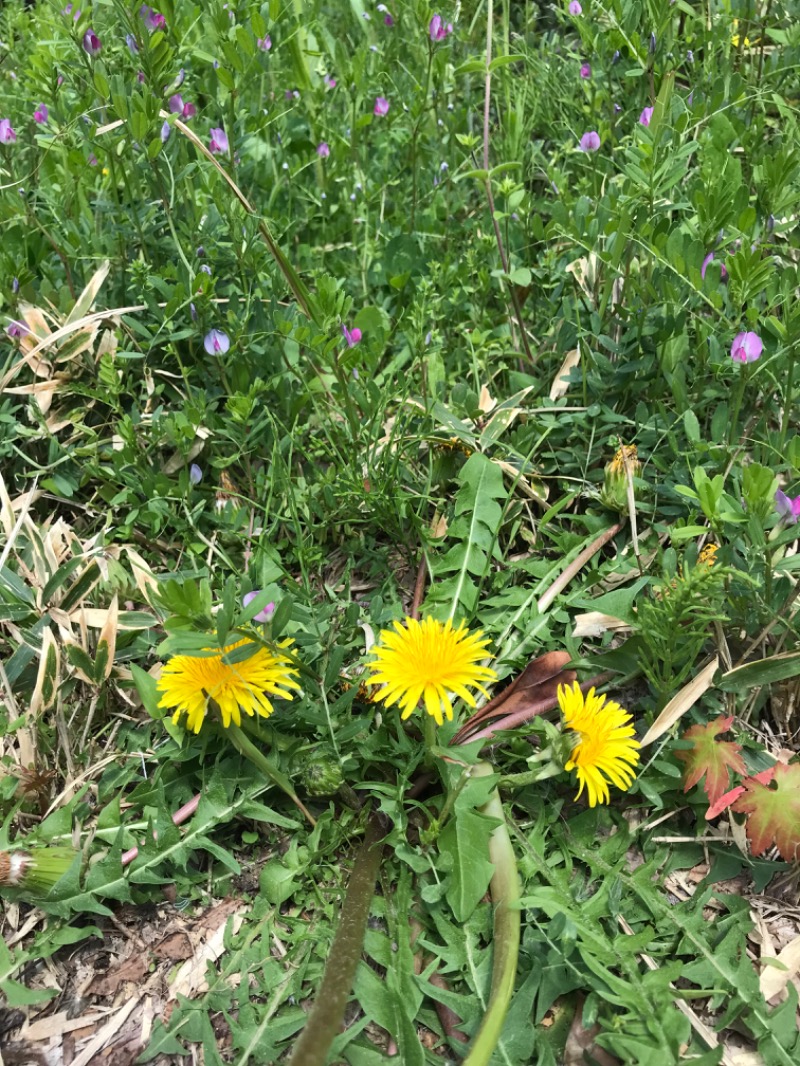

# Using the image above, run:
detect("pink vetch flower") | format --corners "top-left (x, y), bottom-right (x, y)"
top-left (189, 463), bottom-right (203, 486)
top-left (204, 328), bottom-right (230, 355)
top-left (0, 119), bottom-right (17, 144)
top-left (775, 489), bottom-right (800, 525)
top-left (568, 1), bottom-right (582, 13)
top-left (209, 126), bottom-right (229, 154)
top-left (243, 591), bottom-right (276, 623)
top-left (33, 104), bottom-right (49, 124)
top-left (82, 29), bottom-right (102, 56)
top-left (324, 74), bottom-right (336, 89)
top-left (169, 94), bottom-right (197, 119)
top-left (317, 142), bottom-right (330, 158)
top-left (88, 153), bottom-right (98, 166)
top-left (579, 130), bottom-right (601, 152)
top-left (639, 106), bottom-right (654, 126)
top-left (429, 15), bottom-right (453, 42)
top-left (342, 324), bottom-right (362, 348)
top-left (140, 6), bottom-right (166, 31)
top-left (374, 96), bottom-right (390, 117)
top-left (580, 63), bottom-right (591, 79)
top-left (730, 331), bottom-right (762, 364)
top-left (7, 320), bottom-right (29, 339)
top-left (257, 35), bottom-right (272, 51)
top-left (701, 251), bottom-right (727, 281)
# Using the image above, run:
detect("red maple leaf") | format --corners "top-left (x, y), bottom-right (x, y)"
top-left (675, 716), bottom-right (747, 807)
top-left (732, 762), bottom-right (800, 862)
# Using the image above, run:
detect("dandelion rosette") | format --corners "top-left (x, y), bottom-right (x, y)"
top-left (558, 682), bottom-right (640, 807)
top-left (366, 616), bottom-right (497, 726)
top-left (157, 638), bottom-right (301, 733)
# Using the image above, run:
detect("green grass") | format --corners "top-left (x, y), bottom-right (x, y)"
top-left (1, 0), bottom-right (799, 1063)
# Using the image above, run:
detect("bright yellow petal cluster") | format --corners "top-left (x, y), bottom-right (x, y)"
top-left (157, 638), bottom-right (301, 733)
top-left (366, 616), bottom-right (497, 726)
top-left (558, 682), bottom-right (640, 807)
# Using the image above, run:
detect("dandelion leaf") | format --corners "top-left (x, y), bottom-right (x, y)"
top-left (732, 762), bottom-right (800, 862)
top-left (675, 715), bottom-right (746, 807)
top-left (427, 452), bottom-right (507, 620)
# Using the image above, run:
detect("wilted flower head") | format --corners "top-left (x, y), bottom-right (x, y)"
top-left (82, 29), bottom-right (102, 55)
top-left (33, 104), bottom-right (48, 124)
top-left (209, 126), bottom-right (229, 154)
top-left (189, 463), bottom-right (203, 485)
top-left (257, 35), bottom-right (271, 50)
top-left (243, 591), bottom-right (276, 623)
top-left (730, 331), bottom-right (762, 364)
top-left (580, 63), bottom-right (591, 79)
top-left (601, 444), bottom-right (641, 512)
top-left (701, 251), bottom-right (727, 281)
top-left (579, 130), bottom-right (601, 152)
top-left (639, 106), bottom-right (654, 126)
top-left (568, 1), bottom-right (582, 13)
top-left (317, 141), bottom-right (330, 158)
top-left (374, 96), bottom-right (390, 117)
top-left (342, 323), bottom-right (362, 347)
top-left (775, 489), bottom-right (800, 525)
top-left (204, 328), bottom-right (230, 355)
top-left (429, 15), bottom-right (453, 41)
top-left (0, 119), bottom-right (17, 144)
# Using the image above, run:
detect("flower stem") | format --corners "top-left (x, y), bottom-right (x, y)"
top-left (287, 812), bottom-right (385, 1066)
top-left (227, 722), bottom-right (317, 827)
top-left (463, 763), bottom-right (521, 1066)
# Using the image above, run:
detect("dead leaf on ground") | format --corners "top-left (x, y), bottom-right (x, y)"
top-left (451, 651), bottom-right (575, 745)
top-left (88, 952), bottom-right (148, 998)
top-left (152, 929), bottom-right (194, 962)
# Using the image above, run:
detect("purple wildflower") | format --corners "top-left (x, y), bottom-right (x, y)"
top-left (775, 489), bottom-right (800, 524)
top-left (342, 324), bottom-right (362, 348)
top-left (730, 331), bottom-right (762, 364)
top-left (242, 591), bottom-right (276, 623)
top-left (7, 321), bottom-right (29, 339)
top-left (639, 106), bottom-right (654, 126)
top-left (82, 29), bottom-right (102, 56)
top-left (204, 328), bottom-right (230, 355)
top-left (374, 96), bottom-right (390, 117)
top-left (701, 252), bottom-right (727, 281)
top-left (257, 35), bottom-right (272, 50)
top-left (200, 264), bottom-right (212, 275)
top-left (88, 153), bottom-right (98, 166)
top-left (140, 6), bottom-right (166, 31)
top-left (579, 130), bottom-right (601, 152)
top-left (169, 94), bottom-right (184, 114)
top-left (568, 1), bottom-right (582, 13)
top-left (126, 33), bottom-right (139, 54)
top-left (189, 464), bottom-right (203, 486)
top-left (429, 15), bottom-right (453, 41)
top-left (33, 104), bottom-right (49, 124)
top-left (317, 142), bottom-right (330, 158)
top-left (0, 119), bottom-right (17, 144)
top-left (580, 63), bottom-right (591, 79)
top-left (324, 74), bottom-right (336, 89)
top-left (161, 121), bottom-right (171, 142)
top-left (209, 126), bottom-right (229, 154)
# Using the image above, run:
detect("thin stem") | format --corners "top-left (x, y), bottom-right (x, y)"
top-left (227, 722), bottom-right (317, 827)
top-left (287, 812), bottom-right (385, 1066)
top-left (482, 0), bottom-right (534, 365)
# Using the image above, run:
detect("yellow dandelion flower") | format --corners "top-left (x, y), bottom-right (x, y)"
top-left (157, 638), bottom-right (301, 733)
top-left (366, 616), bottom-right (497, 726)
top-left (558, 682), bottom-right (641, 807)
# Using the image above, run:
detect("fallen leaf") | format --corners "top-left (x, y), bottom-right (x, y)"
top-left (640, 657), bottom-right (719, 746)
top-left (451, 651), bottom-right (575, 745)
top-left (549, 348), bottom-right (580, 401)
top-left (732, 762), bottom-right (800, 862)
top-left (675, 716), bottom-right (747, 807)
top-left (88, 952), bottom-right (148, 998)
top-left (760, 933), bottom-right (800, 1001)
